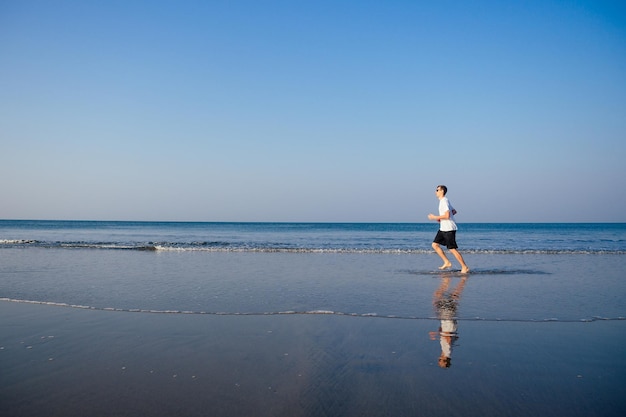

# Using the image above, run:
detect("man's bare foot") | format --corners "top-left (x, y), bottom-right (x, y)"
top-left (460, 267), bottom-right (470, 274)
top-left (438, 263), bottom-right (452, 270)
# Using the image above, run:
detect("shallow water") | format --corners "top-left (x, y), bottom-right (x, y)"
top-left (1, 248), bottom-right (624, 322)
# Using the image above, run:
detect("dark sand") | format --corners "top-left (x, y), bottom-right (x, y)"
top-left (1, 300), bottom-right (624, 417)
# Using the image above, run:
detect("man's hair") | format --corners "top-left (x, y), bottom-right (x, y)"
top-left (438, 185), bottom-right (448, 195)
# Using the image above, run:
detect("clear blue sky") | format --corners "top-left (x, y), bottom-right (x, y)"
top-left (1, 0), bottom-right (625, 222)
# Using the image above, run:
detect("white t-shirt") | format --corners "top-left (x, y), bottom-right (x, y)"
top-left (440, 319), bottom-right (458, 358)
top-left (440, 319), bottom-right (458, 334)
top-left (438, 197), bottom-right (457, 232)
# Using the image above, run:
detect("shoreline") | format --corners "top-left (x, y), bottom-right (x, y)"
top-left (1, 298), bottom-right (624, 323)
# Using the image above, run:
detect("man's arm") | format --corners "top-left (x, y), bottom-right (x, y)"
top-left (428, 210), bottom-right (450, 221)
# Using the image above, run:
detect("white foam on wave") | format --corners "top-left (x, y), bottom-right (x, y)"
top-left (0, 239), bottom-right (37, 244)
top-left (2, 238), bottom-right (624, 254)
top-left (306, 310), bottom-right (335, 315)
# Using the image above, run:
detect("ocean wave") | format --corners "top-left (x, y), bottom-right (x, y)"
top-left (2, 297), bottom-right (624, 323)
top-left (0, 239), bottom-right (38, 244)
top-left (0, 239), bottom-right (624, 254)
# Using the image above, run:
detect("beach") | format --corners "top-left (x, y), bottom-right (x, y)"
top-left (1, 222), bottom-right (625, 416)
top-left (1, 296), bottom-right (624, 417)
top-left (4, 0), bottom-right (625, 413)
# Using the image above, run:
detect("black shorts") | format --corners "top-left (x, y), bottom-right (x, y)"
top-left (433, 230), bottom-right (458, 250)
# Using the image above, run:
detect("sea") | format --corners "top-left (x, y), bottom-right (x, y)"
top-left (1, 220), bottom-right (624, 254)
top-left (1, 220), bottom-right (624, 321)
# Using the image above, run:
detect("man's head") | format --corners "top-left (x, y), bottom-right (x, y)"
top-left (436, 185), bottom-right (448, 196)
top-left (438, 353), bottom-right (452, 368)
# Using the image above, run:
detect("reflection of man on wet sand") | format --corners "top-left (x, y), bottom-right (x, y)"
top-left (429, 275), bottom-right (468, 368)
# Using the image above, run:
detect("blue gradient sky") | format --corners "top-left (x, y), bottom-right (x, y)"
top-left (1, 0), bottom-right (625, 222)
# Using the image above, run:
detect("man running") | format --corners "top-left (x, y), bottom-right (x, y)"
top-left (428, 185), bottom-right (470, 273)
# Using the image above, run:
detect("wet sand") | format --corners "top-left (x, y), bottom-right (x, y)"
top-left (1, 300), bottom-right (624, 417)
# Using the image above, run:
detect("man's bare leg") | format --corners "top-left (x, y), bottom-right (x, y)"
top-left (449, 249), bottom-right (470, 273)
top-left (432, 242), bottom-right (452, 269)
